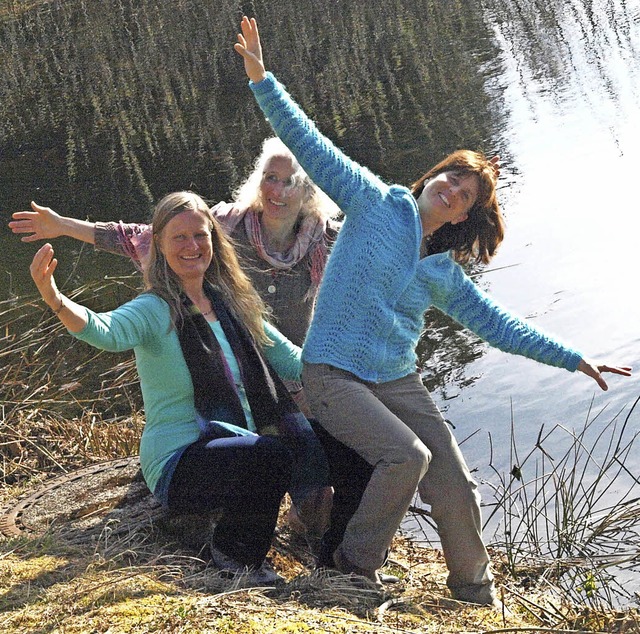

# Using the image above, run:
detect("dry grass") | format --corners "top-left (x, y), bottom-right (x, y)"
top-left (2, 288), bottom-right (640, 632)
top-left (2, 501), bottom-right (639, 633)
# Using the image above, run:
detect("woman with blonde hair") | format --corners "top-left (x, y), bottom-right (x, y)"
top-left (28, 190), bottom-right (332, 583)
top-left (11, 137), bottom-right (340, 348)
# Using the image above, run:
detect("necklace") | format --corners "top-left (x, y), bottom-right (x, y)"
top-left (201, 308), bottom-right (214, 316)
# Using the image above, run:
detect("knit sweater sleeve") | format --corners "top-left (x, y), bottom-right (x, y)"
top-left (71, 293), bottom-right (167, 352)
top-left (423, 254), bottom-right (583, 371)
top-left (94, 221), bottom-right (152, 268)
top-left (250, 73), bottom-right (392, 219)
top-left (262, 321), bottom-right (303, 381)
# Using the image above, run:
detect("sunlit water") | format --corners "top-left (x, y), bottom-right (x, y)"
top-left (432, 0), bottom-right (640, 462)
top-left (407, 1), bottom-right (640, 603)
top-left (436, 1), bottom-right (640, 472)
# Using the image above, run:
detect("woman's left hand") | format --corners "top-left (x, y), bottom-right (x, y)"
top-left (577, 358), bottom-right (632, 391)
top-left (234, 16), bottom-right (267, 83)
top-left (30, 243), bottom-right (61, 309)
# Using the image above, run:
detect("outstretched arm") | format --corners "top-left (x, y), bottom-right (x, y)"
top-left (432, 258), bottom-right (632, 391)
top-left (30, 243), bottom-right (88, 333)
top-left (233, 16), bottom-right (388, 219)
top-left (10, 202), bottom-right (96, 244)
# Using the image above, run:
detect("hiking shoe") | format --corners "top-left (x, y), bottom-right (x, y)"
top-left (451, 581), bottom-right (510, 613)
top-left (332, 546), bottom-right (383, 591)
top-left (246, 560), bottom-right (284, 585)
top-left (209, 546), bottom-right (283, 586)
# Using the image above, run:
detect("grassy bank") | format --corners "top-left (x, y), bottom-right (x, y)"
top-left (2, 293), bottom-right (640, 632)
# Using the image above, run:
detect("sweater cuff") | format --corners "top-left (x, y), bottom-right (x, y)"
top-left (249, 71), bottom-right (277, 95)
top-left (94, 221), bottom-right (119, 253)
top-left (564, 350), bottom-right (583, 373)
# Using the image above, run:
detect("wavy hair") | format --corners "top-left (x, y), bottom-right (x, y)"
top-left (233, 137), bottom-right (341, 223)
top-left (411, 150), bottom-right (504, 265)
top-left (143, 191), bottom-right (269, 344)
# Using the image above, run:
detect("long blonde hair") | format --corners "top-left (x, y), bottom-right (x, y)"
top-left (144, 191), bottom-right (269, 344)
top-left (233, 137), bottom-right (341, 223)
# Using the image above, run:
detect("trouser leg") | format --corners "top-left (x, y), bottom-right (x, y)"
top-left (375, 372), bottom-right (494, 599)
top-left (167, 435), bottom-right (293, 568)
top-left (303, 363), bottom-right (431, 571)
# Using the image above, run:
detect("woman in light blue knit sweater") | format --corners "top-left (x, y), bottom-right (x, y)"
top-left (235, 17), bottom-right (632, 604)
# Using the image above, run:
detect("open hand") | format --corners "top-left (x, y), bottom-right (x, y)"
top-left (9, 201), bottom-right (63, 242)
top-left (577, 358), bottom-right (632, 391)
top-left (234, 16), bottom-right (266, 83)
top-left (30, 243), bottom-right (61, 308)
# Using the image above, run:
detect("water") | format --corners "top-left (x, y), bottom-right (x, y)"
top-left (2, 0), bottom-right (640, 605)
top-left (440, 0), bottom-right (640, 473)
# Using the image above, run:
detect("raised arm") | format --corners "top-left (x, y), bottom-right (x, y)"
top-left (234, 17), bottom-right (389, 218)
top-left (10, 202), bottom-right (96, 244)
top-left (30, 243), bottom-right (88, 333)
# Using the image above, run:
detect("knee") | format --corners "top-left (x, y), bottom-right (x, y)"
top-left (407, 441), bottom-right (431, 479)
top-left (255, 436), bottom-right (295, 484)
top-left (388, 440), bottom-right (431, 481)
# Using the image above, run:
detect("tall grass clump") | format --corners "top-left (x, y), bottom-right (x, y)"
top-left (481, 397), bottom-right (640, 609)
top-left (0, 273), bottom-right (145, 489)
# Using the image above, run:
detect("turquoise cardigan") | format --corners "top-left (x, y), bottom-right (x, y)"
top-left (72, 291), bottom-right (302, 494)
top-left (250, 72), bottom-right (583, 382)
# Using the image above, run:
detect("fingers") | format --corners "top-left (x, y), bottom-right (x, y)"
top-left (8, 216), bottom-right (36, 235)
top-left (235, 16), bottom-right (266, 83)
top-left (578, 358), bottom-right (632, 391)
top-left (600, 364), bottom-right (633, 377)
top-left (594, 372), bottom-right (609, 391)
top-left (233, 41), bottom-right (248, 57)
top-left (30, 243), bottom-right (55, 274)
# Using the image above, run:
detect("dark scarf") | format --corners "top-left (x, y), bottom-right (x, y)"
top-left (176, 281), bottom-right (328, 505)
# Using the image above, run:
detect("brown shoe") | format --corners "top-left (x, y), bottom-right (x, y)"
top-left (294, 485), bottom-right (333, 538)
top-left (332, 546), bottom-right (383, 590)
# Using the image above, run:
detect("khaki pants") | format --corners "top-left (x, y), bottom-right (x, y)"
top-left (302, 363), bottom-right (495, 600)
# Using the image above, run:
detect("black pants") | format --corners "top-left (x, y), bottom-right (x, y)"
top-left (167, 434), bottom-right (293, 568)
top-left (167, 424), bottom-right (373, 569)
top-left (310, 422), bottom-right (374, 568)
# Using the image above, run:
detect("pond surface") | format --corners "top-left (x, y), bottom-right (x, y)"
top-left (2, 0), bottom-right (640, 604)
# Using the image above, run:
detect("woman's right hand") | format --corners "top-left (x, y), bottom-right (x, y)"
top-left (30, 243), bottom-right (61, 309)
top-left (234, 16), bottom-right (267, 83)
top-left (10, 202), bottom-right (65, 242)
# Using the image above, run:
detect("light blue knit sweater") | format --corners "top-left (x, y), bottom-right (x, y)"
top-left (250, 73), bottom-right (583, 382)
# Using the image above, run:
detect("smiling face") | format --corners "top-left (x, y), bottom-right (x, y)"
top-left (157, 208), bottom-right (213, 284)
top-left (259, 155), bottom-right (307, 224)
top-left (418, 171), bottom-right (480, 226)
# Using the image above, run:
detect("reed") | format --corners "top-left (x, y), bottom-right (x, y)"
top-left (481, 395), bottom-right (640, 608)
top-left (0, 274), bottom-right (144, 487)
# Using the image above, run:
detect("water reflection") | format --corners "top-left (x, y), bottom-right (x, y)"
top-left (1, 0), bottom-right (503, 412)
top-left (0, 0), bottom-right (503, 216)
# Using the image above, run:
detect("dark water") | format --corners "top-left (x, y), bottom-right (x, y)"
top-left (2, 0), bottom-right (640, 605)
